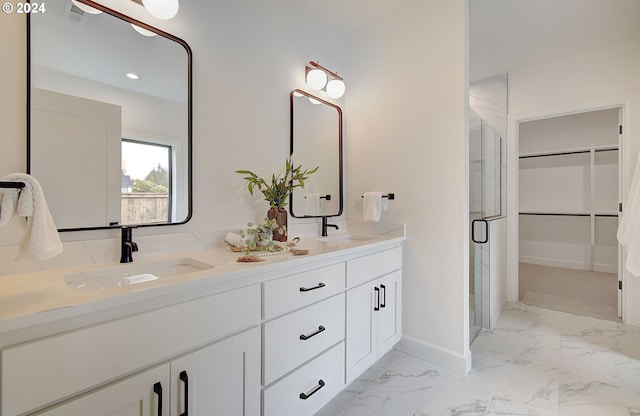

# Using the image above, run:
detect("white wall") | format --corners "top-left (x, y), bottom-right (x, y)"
top-left (0, 0), bottom-right (347, 250)
top-left (1, 0), bottom-right (472, 374)
top-left (346, 0), bottom-right (470, 373)
top-left (507, 38), bottom-right (640, 325)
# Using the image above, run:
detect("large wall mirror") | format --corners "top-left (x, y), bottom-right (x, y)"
top-left (289, 89), bottom-right (343, 218)
top-left (28, 0), bottom-right (192, 231)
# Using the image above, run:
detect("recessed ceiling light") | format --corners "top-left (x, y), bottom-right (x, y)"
top-left (126, 73), bottom-right (139, 80)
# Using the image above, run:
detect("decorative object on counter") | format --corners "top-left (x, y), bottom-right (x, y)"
top-left (237, 219), bottom-right (285, 255)
top-left (0, 173), bottom-right (63, 261)
top-left (236, 254), bottom-right (264, 262)
top-left (291, 248), bottom-right (309, 256)
top-left (363, 192), bottom-right (393, 222)
top-left (236, 158), bottom-right (318, 242)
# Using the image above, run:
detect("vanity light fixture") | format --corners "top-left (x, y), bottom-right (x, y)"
top-left (131, 23), bottom-right (157, 36)
top-left (305, 61), bottom-right (346, 99)
top-left (71, 0), bottom-right (102, 14)
top-left (126, 72), bottom-right (140, 80)
top-left (141, 0), bottom-right (179, 20)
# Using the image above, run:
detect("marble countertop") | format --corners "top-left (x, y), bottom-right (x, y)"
top-left (0, 222), bottom-right (405, 338)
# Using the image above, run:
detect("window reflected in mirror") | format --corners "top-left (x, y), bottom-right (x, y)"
top-left (121, 140), bottom-right (172, 225)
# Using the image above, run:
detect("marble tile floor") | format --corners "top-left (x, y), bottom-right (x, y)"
top-left (317, 302), bottom-right (640, 416)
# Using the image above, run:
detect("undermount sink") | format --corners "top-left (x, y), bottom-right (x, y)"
top-left (318, 234), bottom-right (377, 244)
top-left (64, 257), bottom-right (214, 291)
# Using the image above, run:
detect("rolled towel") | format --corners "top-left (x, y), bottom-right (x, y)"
top-left (1, 173), bottom-right (63, 261)
top-left (305, 193), bottom-right (321, 216)
top-left (225, 232), bottom-right (243, 247)
top-left (364, 192), bottom-right (384, 222)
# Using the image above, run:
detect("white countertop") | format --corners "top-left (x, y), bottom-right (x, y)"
top-left (0, 222), bottom-right (405, 341)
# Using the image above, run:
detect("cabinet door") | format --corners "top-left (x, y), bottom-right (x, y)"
top-left (345, 283), bottom-right (377, 384)
top-left (36, 364), bottom-right (169, 416)
top-left (170, 327), bottom-right (260, 416)
top-left (377, 271), bottom-right (401, 355)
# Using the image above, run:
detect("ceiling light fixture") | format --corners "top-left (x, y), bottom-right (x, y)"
top-left (126, 73), bottom-right (140, 80)
top-left (305, 61), bottom-right (345, 99)
top-left (141, 0), bottom-right (179, 20)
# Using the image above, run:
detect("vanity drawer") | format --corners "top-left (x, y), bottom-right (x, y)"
top-left (1, 284), bottom-right (260, 416)
top-left (347, 246), bottom-right (402, 288)
top-left (263, 293), bottom-right (345, 385)
top-left (263, 341), bottom-right (345, 416)
top-left (263, 262), bottom-right (345, 319)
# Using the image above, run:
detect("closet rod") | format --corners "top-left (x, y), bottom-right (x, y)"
top-left (518, 212), bottom-right (618, 218)
top-left (519, 147), bottom-right (618, 159)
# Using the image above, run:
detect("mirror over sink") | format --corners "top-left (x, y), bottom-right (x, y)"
top-left (289, 89), bottom-right (343, 219)
top-left (27, 0), bottom-right (192, 231)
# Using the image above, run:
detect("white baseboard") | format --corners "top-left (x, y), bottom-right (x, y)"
top-left (519, 256), bottom-right (617, 274)
top-left (395, 335), bottom-right (471, 375)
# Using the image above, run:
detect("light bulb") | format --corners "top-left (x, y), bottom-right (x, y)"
top-left (308, 97), bottom-right (322, 105)
top-left (306, 68), bottom-right (327, 90)
top-left (142, 0), bottom-right (179, 20)
top-left (131, 23), bottom-right (157, 37)
top-left (71, 0), bottom-right (102, 14)
top-left (326, 79), bottom-right (345, 99)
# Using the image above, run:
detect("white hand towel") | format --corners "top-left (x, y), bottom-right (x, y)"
top-left (0, 184), bottom-right (19, 225)
top-left (364, 192), bottom-right (384, 222)
top-left (1, 173), bottom-right (63, 261)
top-left (305, 193), bottom-right (322, 216)
top-left (618, 150), bottom-right (640, 276)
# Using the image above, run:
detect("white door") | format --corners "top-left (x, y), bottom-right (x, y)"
top-left (37, 364), bottom-right (169, 416)
top-left (31, 88), bottom-right (122, 229)
top-left (377, 271), bottom-right (401, 355)
top-left (345, 282), bottom-right (377, 384)
top-left (170, 328), bottom-right (260, 416)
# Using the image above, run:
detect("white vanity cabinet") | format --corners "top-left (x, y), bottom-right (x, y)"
top-left (345, 247), bottom-right (402, 384)
top-left (33, 364), bottom-right (170, 416)
top-left (1, 284), bottom-right (261, 416)
top-left (261, 263), bottom-right (347, 416)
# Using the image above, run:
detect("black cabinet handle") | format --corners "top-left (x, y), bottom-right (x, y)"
top-left (299, 379), bottom-right (325, 400)
top-left (374, 286), bottom-right (380, 311)
top-left (300, 282), bottom-right (326, 292)
top-left (380, 284), bottom-right (386, 308)
top-left (153, 382), bottom-right (163, 416)
top-left (299, 325), bottom-right (326, 340)
top-left (179, 370), bottom-right (189, 416)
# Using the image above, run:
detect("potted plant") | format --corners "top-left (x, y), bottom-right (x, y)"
top-left (236, 158), bottom-right (318, 241)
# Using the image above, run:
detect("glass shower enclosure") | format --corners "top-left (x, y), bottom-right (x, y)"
top-left (469, 109), bottom-right (506, 343)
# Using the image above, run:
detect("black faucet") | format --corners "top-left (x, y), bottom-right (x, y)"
top-left (120, 226), bottom-right (138, 263)
top-left (321, 216), bottom-right (339, 237)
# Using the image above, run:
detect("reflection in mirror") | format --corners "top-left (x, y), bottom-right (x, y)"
top-left (28, 0), bottom-right (192, 231)
top-left (289, 89), bottom-right (343, 218)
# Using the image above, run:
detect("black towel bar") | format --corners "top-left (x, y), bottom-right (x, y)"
top-left (0, 181), bottom-right (25, 189)
top-left (361, 193), bottom-right (395, 200)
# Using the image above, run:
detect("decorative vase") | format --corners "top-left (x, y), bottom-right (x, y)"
top-left (267, 207), bottom-right (288, 242)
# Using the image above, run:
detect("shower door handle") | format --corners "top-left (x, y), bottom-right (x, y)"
top-left (471, 219), bottom-right (488, 244)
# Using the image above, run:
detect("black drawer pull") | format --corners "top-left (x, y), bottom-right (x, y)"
top-left (299, 325), bottom-right (326, 340)
top-left (299, 379), bottom-right (325, 400)
top-left (153, 382), bottom-right (163, 416)
top-left (380, 284), bottom-right (386, 308)
top-left (300, 282), bottom-right (326, 292)
top-left (179, 370), bottom-right (189, 416)
top-left (374, 286), bottom-right (380, 311)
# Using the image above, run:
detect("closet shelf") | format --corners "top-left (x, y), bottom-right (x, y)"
top-left (519, 145), bottom-right (618, 159)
